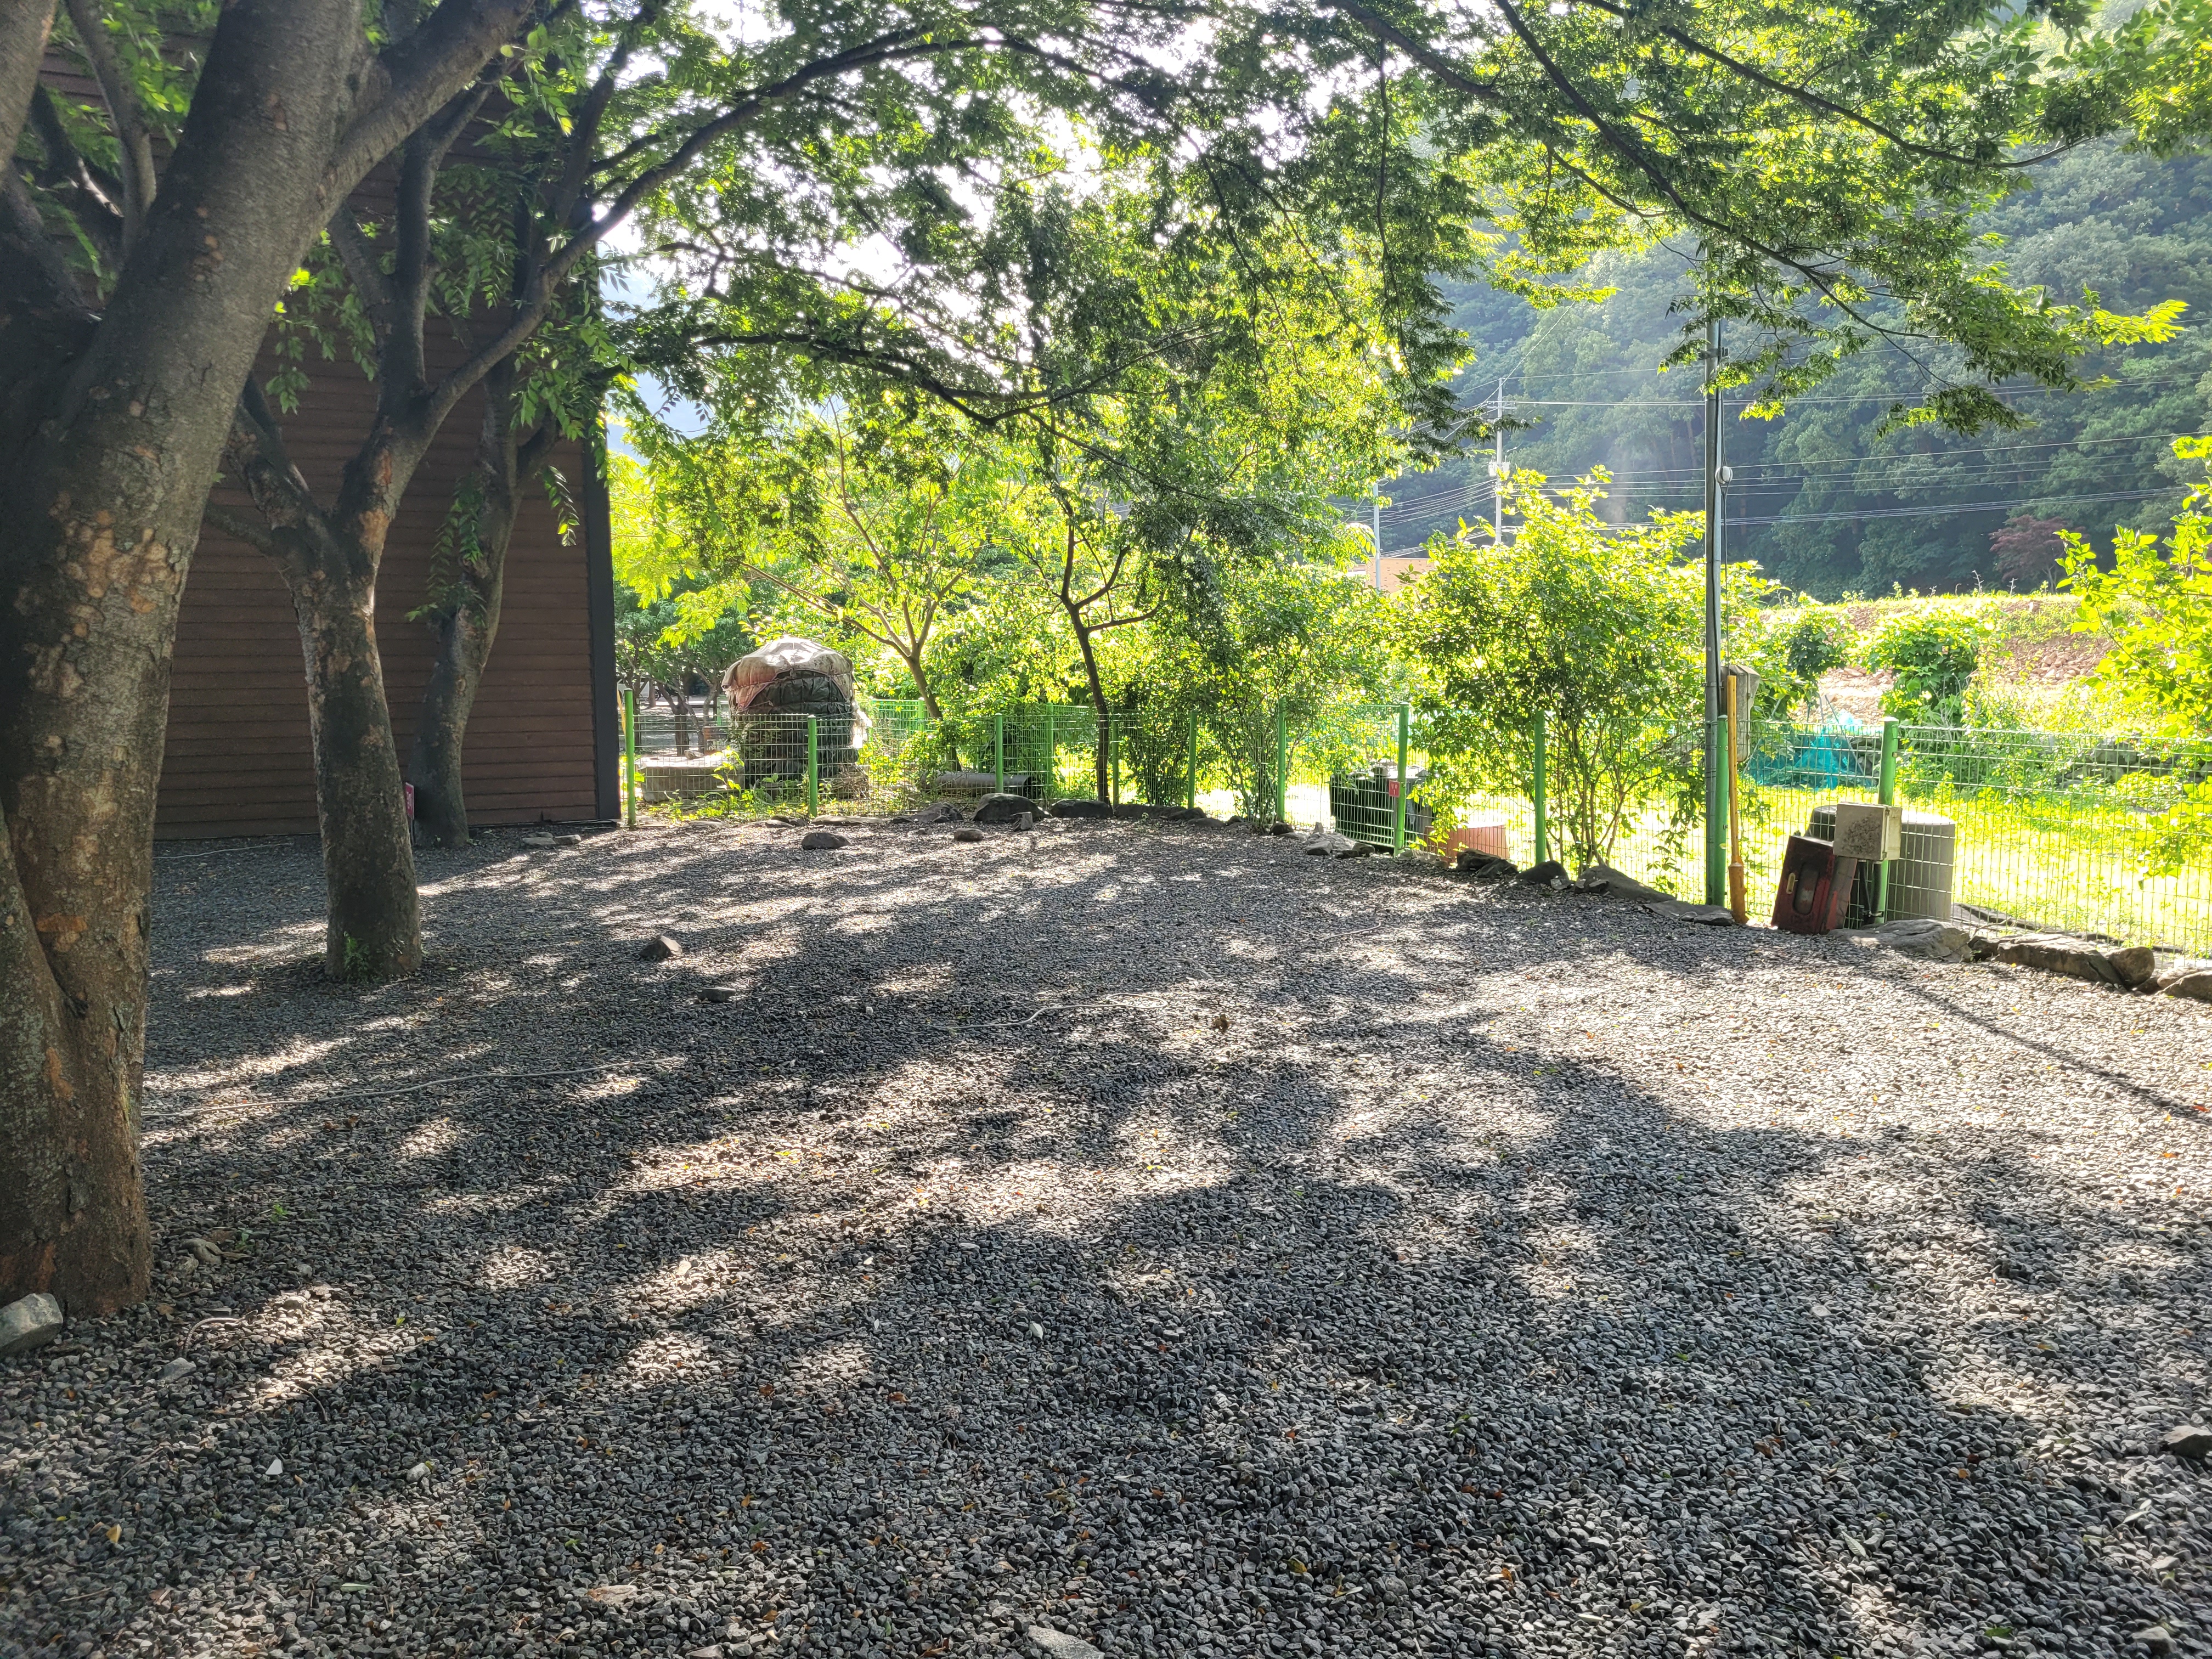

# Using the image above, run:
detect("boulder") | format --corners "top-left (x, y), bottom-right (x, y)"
top-left (1048, 798), bottom-right (1111, 820)
top-left (799, 830), bottom-right (848, 850)
top-left (1333, 838), bottom-right (1374, 859)
top-left (1263, 820), bottom-right (1294, 837)
top-left (952, 826), bottom-right (984, 844)
top-left (1847, 918), bottom-right (1978, 964)
top-left (1303, 832), bottom-right (1357, 856)
top-left (2160, 1423), bottom-right (2212, 1459)
top-left (2155, 964), bottom-right (2212, 1003)
top-left (974, 793), bottom-right (1042, 825)
top-left (637, 934), bottom-right (684, 962)
top-left (0, 1293), bottom-right (63, 1358)
top-left (1644, 899), bottom-right (1738, 927)
top-left (1575, 861), bottom-right (1670, 902)
top-left (1520, 859), bottom-right (1571, 890)
top-left (1454, 850), bottom-right (1519, 879)
top-left (1985, 932), bottom-right (2158, 990)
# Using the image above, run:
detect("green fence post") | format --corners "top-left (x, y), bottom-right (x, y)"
top-left (806, 715), bottom-right (819, 817)
top-left (1876, 716), bottom-right (1901, 921)
top-left (1393, 704), bottom-right (1410, 854)
top-left (1532, 711), bottom-right (1549, 866)
top-left (994, 713), bottom-right (1005, 795)
top-left (1273, 702), bottom-right (1288, 824)
top-left (623, 689), bottom-right (637, 829)
top-left (1185, 710), bottom-right (1199, 810)
top-left (1043, 708), bottom-right (1055, 801)
top-left (1705, 713), bottom-right (1726, 906)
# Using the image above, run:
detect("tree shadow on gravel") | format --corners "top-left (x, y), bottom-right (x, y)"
top-left (6, 825), bottom-right (2205, 1659)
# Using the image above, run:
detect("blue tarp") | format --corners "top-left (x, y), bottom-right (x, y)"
top-left (1748, 714), bottom-right (1876, 789)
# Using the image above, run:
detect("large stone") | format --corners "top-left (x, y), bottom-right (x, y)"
top-left (1304, 832), bottom-right (1357, 856)
top-left (1455, 850), bottom-right (1519, 879)
top-left (1025, 1627), bottom-right (1105, 1659)
top-left (799, 830), bottom-right (848, 850)
top-left (1575, 861), bottom-right (1669, 902)
top-left (1520, 859), bottom-right (1570, 890)
top-left (1645, 899), bottom-right (1738, 927)
top-left (895, 801), bottom-right (964, 825)
top-left (1848, 918), bottom-right (1977, 963)
top-left (952, 826), bottom-right (984, 844)
top-left (2155, 964), bottom-right (2212, 1002)
top-left (636, 934), bottom-right (684, 962)
top-left (973, 793), bottom-right (1042, 826)
top-left (0, 1293), bottom-right (63, 1358)
top-left (1985, 932), bottom-right (2157, 990)
top-left (2160, 1423), bottom-right (2212, 1459)
top-left (1047, 798), bottom-right (1111, 820)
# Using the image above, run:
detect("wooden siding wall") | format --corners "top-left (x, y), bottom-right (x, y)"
top-left (161, 337), bottom-right (610, 839)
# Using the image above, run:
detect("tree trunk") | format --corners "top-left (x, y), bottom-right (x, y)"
top-left (407, 361), bottom-right (530, 850)
top-left (902, 649), bottom-right (942, 720)
top-left (286, 549), bottom-right (423, 977)
top-left (1066, 608), bottom-right (1113, 804)
top-left (409, 602), bottom-right (494, 849)
top-left (0, 0), bottom-right (432, 1313)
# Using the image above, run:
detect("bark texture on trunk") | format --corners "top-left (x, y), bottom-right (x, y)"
top-left (407, 360), bottom-right (531, 850)
top-left (0, 1), bottom-right (392, 1313)
top-left (409, 605), bottom-right (497, 849)
top-left (0, 0), bottom-right (539, 1310)
top-left (290, 556), bottom-right (422, 976)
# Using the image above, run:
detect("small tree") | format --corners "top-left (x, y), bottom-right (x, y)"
top-left (2061, 433), bottom-right (2212, 869)
top-left (1404, 473), bottom-right (1706, 870)
top-left (1990, 514), bottom-right (2069, 589)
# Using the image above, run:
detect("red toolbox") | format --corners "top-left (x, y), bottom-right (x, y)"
top-left (1772, 834), bottom-right (1858, 934)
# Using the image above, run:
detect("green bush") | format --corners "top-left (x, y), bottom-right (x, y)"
top-left (1863, 608), bottom-right (1992, 726)
top-left (1402, 474), bottom-right (1705, 868)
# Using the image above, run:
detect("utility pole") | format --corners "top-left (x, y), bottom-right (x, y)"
top-left (1492, 377), bottom-right (1505, 542)
top-left (1702, 313), bottom-right (1726, 907)
top-left (1372, 496), bottom-right (1383, 590)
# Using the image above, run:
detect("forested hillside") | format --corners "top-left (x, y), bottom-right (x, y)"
top-left (1386, 139), bottom-right (2212, 598)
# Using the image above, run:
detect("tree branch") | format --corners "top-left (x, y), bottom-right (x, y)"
top-left (422, 31), bottom-right (975, 443)
top-left (1565, 0), bottom-right (2069, 172)
top-left (26, 83), bottom-right (125, 270)
top-left (201, 504), bottom-right (287, 559)
top-left (334, 0), bottom-right (537, 190)
top-left (62, 0), bottom-right (156, 249)
top-left (325, 205), bottom-right (396, 336)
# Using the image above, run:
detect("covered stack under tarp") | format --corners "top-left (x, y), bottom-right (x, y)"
top-left (723, 637), bottom-right (868, 783)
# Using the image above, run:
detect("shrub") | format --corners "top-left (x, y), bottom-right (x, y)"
top-left (1402, 473), bottom-right (1704, 868)
top-left (1863, 608), bottom-right (1992, 726)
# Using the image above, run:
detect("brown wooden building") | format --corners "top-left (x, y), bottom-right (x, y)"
top-left (36, 50), bottom-right (618, 842)
top-left (170, 339), bottom-right (619, 839)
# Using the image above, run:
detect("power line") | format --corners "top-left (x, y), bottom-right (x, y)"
top-left (1731, 487), bottom-right (2177, 528)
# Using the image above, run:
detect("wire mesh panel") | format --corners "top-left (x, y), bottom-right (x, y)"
top-left (1279, 703), bottom-right (1401, 845)
top-left (614, 685), bottom-right (2212, 950)
top-left (1888, 725), bottom-right (2212, 952)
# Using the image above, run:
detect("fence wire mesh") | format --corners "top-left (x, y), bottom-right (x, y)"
top-left (618, 687), bottom-right (2211, 955)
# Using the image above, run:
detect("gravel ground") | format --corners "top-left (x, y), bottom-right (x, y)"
top-left (4, 815), bottom-right (2209, 1659)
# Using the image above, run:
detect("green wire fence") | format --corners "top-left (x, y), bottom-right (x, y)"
top-left (616, 687), bottom-right (2212, 957)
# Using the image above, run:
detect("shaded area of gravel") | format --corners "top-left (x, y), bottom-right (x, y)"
top-left (4, 816), bottom-right (2209, 1659)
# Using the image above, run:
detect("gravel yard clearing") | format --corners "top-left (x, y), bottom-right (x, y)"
top-left (4, 816), bottom-right (2209, 1659)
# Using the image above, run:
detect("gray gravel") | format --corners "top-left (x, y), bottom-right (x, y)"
top-left (4, 815), bottom-right (2210, 1659)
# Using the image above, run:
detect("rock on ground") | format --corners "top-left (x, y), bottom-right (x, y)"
top-left (799, 829), bottom-right (848, 850)
top-left (2156, 963), bottom-right (2212, 1003)
top-left (973, 793), bottom-right (1041, 825)
top-left (4, 822), bottom-right (2205, 1659)
top-left (1984, 932), bottom-right (2158, 990)
top-left (0, 1293), bottom-right (63, 1357)
top-left (1845, 917), bottom-right (1977, 963)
